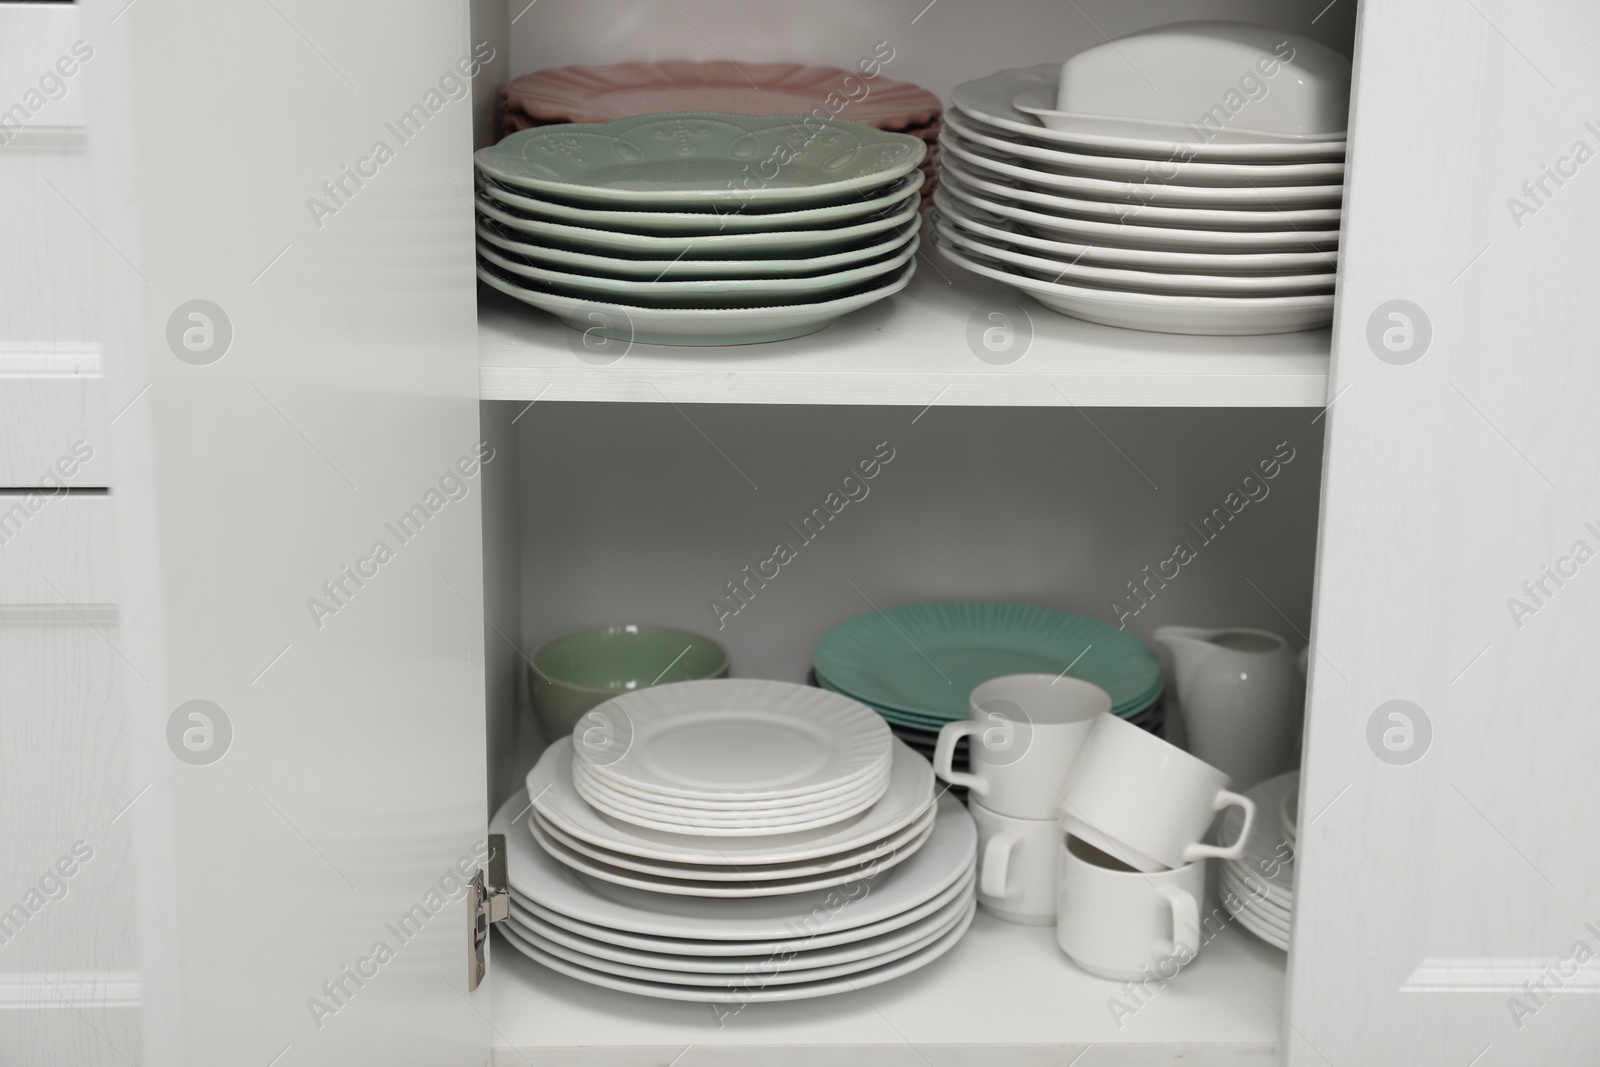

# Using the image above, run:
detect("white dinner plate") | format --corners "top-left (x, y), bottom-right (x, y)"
top-left (934, 190), bottom-right (1339, 274)
top-left (933, 218), bottom-right (1333, 297)
top-left (935, 239), bottom-right (1335, 335)
top-left (496, 897), bottom-right (975, 1002)
top-left (953, 66), bottom-right (1347, 164)
top-left (573, 759), bottom-right (891, 819)
top-left (571, 764), bottom-right (892, 834)
top-left (530, 738), bottom-right (934, 865)
top-left (579, 679), bottom-right (891, 799)
top-left (937, 132), bottom-right (1344, 209)
top-left (475, 216), bottom-right (922, 279)
top-left (507, 890), bottom-right (973, 987)
top-left (944, 109), bottom-right (1344, 188)
top-left (940, 174), bottom-right (1338, 253)
top-left (506, 880), bottom-right (973, 973)
top-left (526, 811), bottom-right (930, 896)
top-left (530, 801), bottom-right (937, 882)
top-left (511, 863), bottom-right (975, 958)
top-left (500, 788), bottom-right (972, 939)
top-left (478, 257), bottom-right (916, 347)
top-left (940, 157), bottom-right (1341, 232)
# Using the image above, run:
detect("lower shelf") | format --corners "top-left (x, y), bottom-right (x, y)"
top-left (488, 905), bottom-right (1287, 1066)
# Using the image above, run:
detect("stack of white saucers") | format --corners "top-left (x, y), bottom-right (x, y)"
top-left (934, 24), bottom-right (1349, 335)
top-left (473, 113), bottom-right (926, 346)
top-left (570, 679), bottom-right (894, 836)
top-left (1219, 769), bottom-right (1297, 951)
top-left (497, 776), bottom-right (974, 1001)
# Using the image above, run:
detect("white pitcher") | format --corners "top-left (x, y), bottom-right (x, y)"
top-left (1153, 627), bottom-right (1304, 790)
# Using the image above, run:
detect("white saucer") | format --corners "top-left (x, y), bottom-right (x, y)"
top-left (498, 788), bottom-right (973, 940)
top-left (529, 737), bottom-right (935, 866)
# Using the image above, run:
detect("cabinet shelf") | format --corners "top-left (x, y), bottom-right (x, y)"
top-left (488, 910), bottom-right (1286, 1064)
top-left (477, 261), bottom-right (1331, 408)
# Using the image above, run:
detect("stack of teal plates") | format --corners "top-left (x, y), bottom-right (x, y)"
top-left (812, 601), bottom-right (1165, 767)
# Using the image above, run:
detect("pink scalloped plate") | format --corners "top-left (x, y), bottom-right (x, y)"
top-left (503, 60), bottom-right (943, 132)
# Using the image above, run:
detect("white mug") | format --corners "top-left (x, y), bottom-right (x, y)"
top-left (1057, 834), bottom-right (1205, 981)
top-left (970, 800), bottom-right (1059, 925)
top-left (1060, 712), bottom-right (1255, 873)
top-left (933, 674), bottom-right (1112, 819)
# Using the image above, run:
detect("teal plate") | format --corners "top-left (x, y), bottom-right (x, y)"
top-left (812, 601), bottom-right (1161, 722)
top-left (817, 668), bottom-right (1160, 726)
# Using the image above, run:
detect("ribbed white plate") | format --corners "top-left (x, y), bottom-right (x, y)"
top-left (577, 680), bottom-right (891, 799)
top-left (510, 863), bottom-right (975, 957)
top-left (572, 756), bottom-right (891, 821)
top-left (576, 753), bottom-right (891, 810)
top-left (504, 879), bottom-right (972, 973)
top-left (500, 788), bottom-right (972, 939)
top-left (496, 898), bottom-right (975, 1002)
top-left (529, 801), bottom-right (938, 882)
top-left (526, 810), bottom-right (933, 897)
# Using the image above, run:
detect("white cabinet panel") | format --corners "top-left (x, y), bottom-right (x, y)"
top-left (1289, 0), bottom-right (1600, 1064)
top-left (84, 0), bottom-right (491, 1064)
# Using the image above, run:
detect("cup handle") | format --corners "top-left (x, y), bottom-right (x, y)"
top-left (1183, 790), bottom-right (1257, 862)
top-left (980, 832), bottom-right (1022, 899)
top-left (933, 721), bottom-right (988, 796)
top-left (1155, 885), bottom-right (1200, 962)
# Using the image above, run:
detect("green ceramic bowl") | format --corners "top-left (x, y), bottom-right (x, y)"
top-left (528, 625), bottom-right (729, 741)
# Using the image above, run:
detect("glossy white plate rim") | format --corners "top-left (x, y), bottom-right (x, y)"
top-left (574, 751), bottom-right (892, 810)
top-left (572, 766), bottom-right (892, 830)
top-left (501, 788), bottom-right (972, 938)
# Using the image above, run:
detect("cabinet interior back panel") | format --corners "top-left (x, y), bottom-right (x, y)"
top-left (498, 404), bottom-right (1324, 782)
top-left (501, 0), bottom-right (1356, 105)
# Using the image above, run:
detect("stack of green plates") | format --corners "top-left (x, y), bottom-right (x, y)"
top-left (812, 601), bottom-right (1164, 760)
top-left (472, 113), bottom-right (927, 346)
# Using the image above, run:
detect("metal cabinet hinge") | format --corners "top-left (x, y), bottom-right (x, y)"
top-left (468, 833), bottom-right (509, 990)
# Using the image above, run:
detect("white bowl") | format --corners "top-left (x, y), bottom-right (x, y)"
top-left (1049, 21), bottom-right (1350, 142)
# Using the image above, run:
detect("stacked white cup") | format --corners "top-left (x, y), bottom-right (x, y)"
top-left (935, 675), bottom-right (1257, 981)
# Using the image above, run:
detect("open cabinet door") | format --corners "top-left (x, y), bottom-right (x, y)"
top-left (1291, 0), bottom-right (1600, 1063)
top-left (84, 0), bottom-right (492, 1063)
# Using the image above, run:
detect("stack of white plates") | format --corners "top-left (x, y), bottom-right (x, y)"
top-left (493, 788), bottom-right (976, 1002)
top-left (570, 680), bottom-right (893, 836)
top-left (1219, 770), bottom-right (1297, 951)
top-left (934, 27), bottom-right (1348, 335)
top-left (473, 113), bottom-right (926, 346)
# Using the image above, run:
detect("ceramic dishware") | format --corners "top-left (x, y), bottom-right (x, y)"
top-left (1059, 713), bottom-right (1256, 873)
top-left (1280, 784), bottom-right (1299, 848)
top-left (1047, 22), bottom-right (1351, 144)
top-left (1056, 834), bottom-right (1205, 980)
top-left (933, 674), bottom-right (1111, 819)
top-left (1154, 626), bottom-right (1304, 789)
top-left (969, 800), bottom-right (1061, 925)
top-left (475, 113), bottom-right (927, 208)
top-left (528, 625), bottom-right (727, 741)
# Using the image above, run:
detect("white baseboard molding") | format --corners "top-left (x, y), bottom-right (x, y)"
top-left (0, 972), bottom-right (140, 1010)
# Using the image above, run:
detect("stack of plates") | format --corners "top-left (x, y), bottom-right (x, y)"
top-left (473, 113), bottom-right (926, 346)
top-left (1220, 770), bottom-right (1297, 951)
top-left (812, 601), bottom-right (1166, 763)
top-left (500, 60), bottom-right (943, 207)
top-left (496, 785), bottom-right (976, 1001)
top-left (569, 680), bottom-right (893, 836)
top-left (933, 55), bottom-right (1346, 335)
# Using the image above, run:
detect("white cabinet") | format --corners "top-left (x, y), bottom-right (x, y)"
top-left (37, 0), bottom-right (1600, 1063)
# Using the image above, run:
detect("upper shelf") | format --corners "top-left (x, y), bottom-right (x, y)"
top-left (478, 256), bottom-right (1331, 408)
